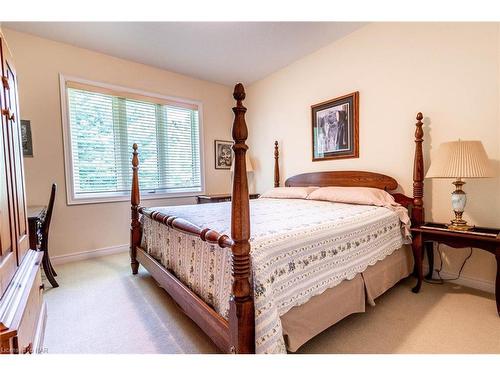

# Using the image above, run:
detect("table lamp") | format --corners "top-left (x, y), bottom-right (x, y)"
top-left (230, 153), bottom-right (254, 173)
top-left (426, 140), bottom-right (494, 231)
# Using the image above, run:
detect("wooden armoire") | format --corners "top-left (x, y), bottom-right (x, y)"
top-left (0, 31), bottom-right (46, 354)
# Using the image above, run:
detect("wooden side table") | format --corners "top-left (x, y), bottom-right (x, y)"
top-left (196, 193), bottom-right (260, 204)
top-left (27, 205), bottom-right (58, 288)
top-left (411, 222), bottom-right (500, 316)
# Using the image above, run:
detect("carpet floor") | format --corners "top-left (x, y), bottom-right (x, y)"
top-left (42, 252), bottom-right (500, 354)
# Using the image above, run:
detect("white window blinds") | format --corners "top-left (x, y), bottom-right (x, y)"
top-left (63, 78), bottom-right (203, 204)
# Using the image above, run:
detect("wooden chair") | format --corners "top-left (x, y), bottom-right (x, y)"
top-left (41, 183), bottom-right (58, 288)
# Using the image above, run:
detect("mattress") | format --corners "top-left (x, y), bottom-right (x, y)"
top-left (141, 197), bottom-right (408, 353)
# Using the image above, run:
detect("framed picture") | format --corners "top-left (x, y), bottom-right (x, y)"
top-left (311, 92), bottom-right (359, 161)
top-left (21, 119), bottom-right (34, 157)
top-left (214, 140), bottom-right (233, 169)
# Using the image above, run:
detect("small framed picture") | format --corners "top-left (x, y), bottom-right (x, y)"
top-left (21, 120), bottom-right (34, 157)
top-left (214, 140), bottom-right (233, 169)
top-left (311, 92), bottom-right (359, 161)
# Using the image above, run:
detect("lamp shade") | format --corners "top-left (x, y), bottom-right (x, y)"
top-left (426, 140), bottom-right (494, 179)
top-left (230, 153), bottom-right (254, 172)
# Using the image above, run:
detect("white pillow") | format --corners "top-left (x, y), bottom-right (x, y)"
top-left (260, 186), bottom-right (319, 199)
top-left (307, 186), bottom-right (411, 240)
top-left (307, 186), bottom-right (396, 206)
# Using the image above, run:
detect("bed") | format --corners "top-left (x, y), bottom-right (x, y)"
top-left (129, 83), bottom-right (426, 353)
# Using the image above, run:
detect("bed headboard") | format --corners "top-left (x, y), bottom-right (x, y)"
top-left (285, 171), bottom-right (398, 191)
top-left (273, 112), bottom-right (425, 226)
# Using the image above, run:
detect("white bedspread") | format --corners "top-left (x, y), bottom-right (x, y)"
top-left (141, 198), bottom-right (407, 353)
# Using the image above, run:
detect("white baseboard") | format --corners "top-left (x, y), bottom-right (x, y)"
top-left (423, 264), bottom-right (495, 294)
top-left (51, 244), bottom-right (129, 265)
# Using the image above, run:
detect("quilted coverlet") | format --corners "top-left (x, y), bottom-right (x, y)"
top-left (141, 198), bottom-right (408, 353)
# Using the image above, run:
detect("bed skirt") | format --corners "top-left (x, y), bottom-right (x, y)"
top-left (281, 244), bottom-right (413, 352)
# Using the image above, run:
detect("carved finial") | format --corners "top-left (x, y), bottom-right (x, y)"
top-left (132, 144), bottom-right (139, 168)
top-left (233, 83), bottom-right (246, 102)
top-left (232, 84), bottom-right (248, 143)
top-left (415, 112), bottom-right (424, 142)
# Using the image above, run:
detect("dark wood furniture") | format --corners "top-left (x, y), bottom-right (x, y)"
top-left (129, 83), bottom-right (425, 353)
top-left (27, 206), bottom-right (45, 251)
top-left (411, 222), bottom-right (500, 316)
top-left (274, 141), bottom-right (279, 188)
top-left (197, 193), bottom-right (260, 204)
top-left (0, 31), bottom-right (46, 354)
top-left (27, 184), bottom-right (58, 288)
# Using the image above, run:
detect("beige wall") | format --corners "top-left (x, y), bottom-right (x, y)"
top-left (3, 28), bottom-right (233, 258)
top-left (246, 23), bottom-right (500, 287)
top-left (4, 24), bottom-right (500, 288)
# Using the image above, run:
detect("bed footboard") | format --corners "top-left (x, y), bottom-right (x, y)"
top-left (130, 83), bottom-right (255, 354)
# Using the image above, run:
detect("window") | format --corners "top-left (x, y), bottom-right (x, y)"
top-left (60, 75), bottom-right (204, 204)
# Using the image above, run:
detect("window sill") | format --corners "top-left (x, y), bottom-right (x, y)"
top-left (66, 190), bottom-right (204, 206)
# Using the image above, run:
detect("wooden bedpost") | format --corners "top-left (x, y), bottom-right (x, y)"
top-left (228, 83), bottom-right (255, 354)
top-left (411, 112), bottom-right (425, 293)
top-left (274, 141), bottom-right (280, 187)
top-left (412, 112), bottom-right (425, 226)
top-left (130, 143), bottom-right (141, 275)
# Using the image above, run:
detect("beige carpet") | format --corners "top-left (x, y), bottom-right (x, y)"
top-left (42, 252), bottom-right (500, 354)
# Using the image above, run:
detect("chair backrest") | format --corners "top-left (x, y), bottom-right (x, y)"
top-left (41, 183), bottom-right (56, 249)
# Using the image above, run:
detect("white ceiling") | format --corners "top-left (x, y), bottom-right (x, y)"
top-left (3, 22), bottom-right (365, 86)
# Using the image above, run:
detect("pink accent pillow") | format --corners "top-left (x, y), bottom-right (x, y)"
top-left (307, 186), bottom-right (411, 241)
top-left (260, 186), bottom-right (319, 199)
top-left (307, 186), bottom-right (396, 206)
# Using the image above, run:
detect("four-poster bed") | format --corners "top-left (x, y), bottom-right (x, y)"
top-left (129, 83), bottom-right (425, 354)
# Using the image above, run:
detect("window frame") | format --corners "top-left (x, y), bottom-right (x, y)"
top-left (59, 74), bottom-right (206, 205)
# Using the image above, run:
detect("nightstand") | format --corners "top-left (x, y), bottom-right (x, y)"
top-left (196, 193), bottom-right (260, 204)
top-left (411, 222), bottom-right (500, 316)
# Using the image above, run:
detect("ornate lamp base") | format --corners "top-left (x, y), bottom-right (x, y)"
top-left (447, 221), bottom-right (475, 231)
top-left (447, 179), bottom-right (474, 231)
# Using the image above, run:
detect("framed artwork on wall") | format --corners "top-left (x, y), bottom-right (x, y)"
top-left (21, 119), bottom-right (34, 157)
top-left (214, 140), bottom-right (233, 169)
top-left (311, 91), bottom-right (359, 161)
